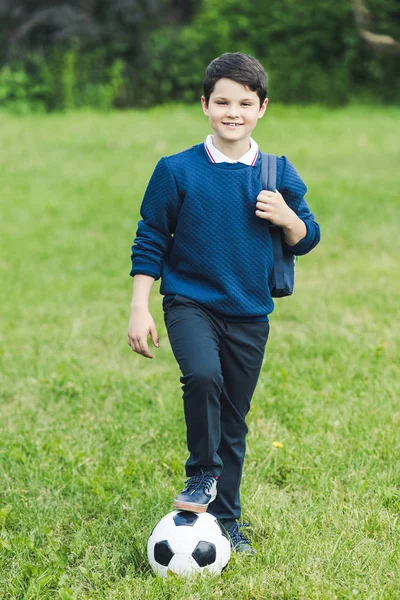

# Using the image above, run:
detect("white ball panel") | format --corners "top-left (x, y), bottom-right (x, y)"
top-left (169, 554), bottom-right (201, 577)
top-left (153, 562), bottom-right (169, 578)
top-left (167, 526), bottom-right (200, 555)
top-left (192, 512), bottom-right (219, 531)
top-left (218, 536), bottom-right (231, 568)
top-left (196, 524), bottom-right (223, 545)
top-left (150, 512), bottom-right (176, 541)
top-left (147, 536), bottom-right (154, 562)
top-left (147, 536), bottom-right (156, 570)
top-left (203, 559), bottom-right (224, 576)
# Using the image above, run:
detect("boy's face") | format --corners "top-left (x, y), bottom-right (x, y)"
top-left (201, 78), bottom-right (268, 148)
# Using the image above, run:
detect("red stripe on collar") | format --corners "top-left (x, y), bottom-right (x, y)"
top-left (251, 150), bottom-right (259, 166)
top-left (205, 144), bottom-right (216, 163)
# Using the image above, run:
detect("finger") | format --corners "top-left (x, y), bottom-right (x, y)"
top-left (132, 339), bottom-right (141, 354)
top-left (256, 202), bottom-right (274, 212)
top-left (127, 335), bottom-right (136, 351)
top-left (257, 195), bottom-right (276, 205)
top-left (258, 190), bottom-right (276, 200)
top-left (274, 189), bottom-right (284, 200)
top-left (138, 338), bottom-right (153, 359)
top-left (256, 198), bottom-right (271, 209)
top-left (255, 209), bottom-right (271, 219)
top-left (256, 201), bottom-right (267, 210)
top-left (150, 326), bottom-right (160, 348)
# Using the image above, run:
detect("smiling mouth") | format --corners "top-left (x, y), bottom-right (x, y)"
top-left (223, 123), bottom-right (243, 127)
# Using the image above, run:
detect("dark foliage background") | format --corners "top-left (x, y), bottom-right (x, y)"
top-left (0, 0), bottom-right (399, 111)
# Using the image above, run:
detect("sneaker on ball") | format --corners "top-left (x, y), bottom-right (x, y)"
top-left (173, 471), bottom-right (218, 513)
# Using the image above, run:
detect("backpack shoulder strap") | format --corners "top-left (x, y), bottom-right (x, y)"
top-left (261, 152), bottom-right (277, 191)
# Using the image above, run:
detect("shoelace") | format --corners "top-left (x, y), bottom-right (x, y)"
top-left (184, 472), bottom-right (216, 493)
top-left (229, 524), bottom-right (251, 547)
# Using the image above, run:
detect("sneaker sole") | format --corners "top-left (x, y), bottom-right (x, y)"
top-left (173, 500), bottom-right (209, 513)
top-left (173, 492), bottom-right (216, 513)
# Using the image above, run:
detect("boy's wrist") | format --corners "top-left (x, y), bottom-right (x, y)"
top-left (130, 274), bottom-right (155, 312)
top-left (282, 209), bottom-right (300, 231)
top-left (282, 212), bottom-right (307, 246)
top-left (131, 302), bottom-right (150, 311)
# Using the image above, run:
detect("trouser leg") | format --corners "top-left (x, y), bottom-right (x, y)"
top-left (163, 296), bottom-right (224, 476)
top-left (164, 294), bottom-right (269, 520)
top-left (207, 321), bottom-right (270, 526)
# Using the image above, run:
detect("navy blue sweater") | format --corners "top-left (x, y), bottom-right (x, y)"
top-left (130, 143), bottom-right (320, 321)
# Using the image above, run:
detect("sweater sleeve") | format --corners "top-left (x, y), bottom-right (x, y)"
top-left (130, 157), bottom-right (181, 280)
top-left (278, 156), bottom-right (320, 256)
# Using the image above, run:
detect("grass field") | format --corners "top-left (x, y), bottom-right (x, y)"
top-left (0, 104), bottom-right (399, 599)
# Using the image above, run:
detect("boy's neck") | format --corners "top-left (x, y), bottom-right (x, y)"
top-left (211, 135), bottom-right (252, 161)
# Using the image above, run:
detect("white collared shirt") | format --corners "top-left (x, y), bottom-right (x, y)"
top-left (204, 134), bottom-right (259, 166)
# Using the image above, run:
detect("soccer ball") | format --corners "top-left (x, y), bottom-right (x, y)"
top-left (147, 510), bottom-right (231, 577)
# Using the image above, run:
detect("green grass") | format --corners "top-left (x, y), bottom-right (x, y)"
top-left (0, 103), bottom-right (399, 599)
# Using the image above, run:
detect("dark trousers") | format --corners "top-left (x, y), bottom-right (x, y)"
top-left (163, 294), bottom-right (269, 526)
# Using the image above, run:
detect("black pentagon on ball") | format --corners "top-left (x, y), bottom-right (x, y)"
top-left (173, 511), bottom-right (199, 527)
top-left (192, 541), bottom-right (216, 567)
top-left (154, 540), bottom-right (174, 566)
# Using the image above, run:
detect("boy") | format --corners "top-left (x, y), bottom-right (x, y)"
top-left (128, 53), bottom-right (320, 553)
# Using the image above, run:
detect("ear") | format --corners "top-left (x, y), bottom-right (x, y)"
top-left (258, 98), bottom-right (268, 119)
top-left (201, 95), bottom-right (209, 117)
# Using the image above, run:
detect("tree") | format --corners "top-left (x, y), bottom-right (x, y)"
top-left (353, 0), bottom-right (400, 55)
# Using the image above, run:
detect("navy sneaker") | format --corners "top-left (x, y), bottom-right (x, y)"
top-left (173, 471), bottom-right (218, 513)
top-left (227, 522), bottom-right (256, 554)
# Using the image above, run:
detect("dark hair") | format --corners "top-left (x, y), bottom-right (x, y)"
top-left (203, 53), bottom-right (268, 107)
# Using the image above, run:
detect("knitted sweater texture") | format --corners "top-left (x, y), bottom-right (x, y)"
top-left (130, 143), bottom-right (320, 321)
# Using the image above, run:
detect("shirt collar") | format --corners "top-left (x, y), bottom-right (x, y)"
top-left (204, 134), bottom-right (259, 166)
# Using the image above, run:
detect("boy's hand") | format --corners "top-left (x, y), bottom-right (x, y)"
top-left (255, 189), bottom-right (295, 228)
top-left (127, 307), bottom-right (160, 359)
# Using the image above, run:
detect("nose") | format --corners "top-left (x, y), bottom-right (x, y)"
top-left (226, 106), bottom-right (240, 119)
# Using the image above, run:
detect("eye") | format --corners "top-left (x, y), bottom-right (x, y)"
top-left (242, 103), bottom-right (252, 107)
top-left (216, 101), bottom-right (227, 105)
